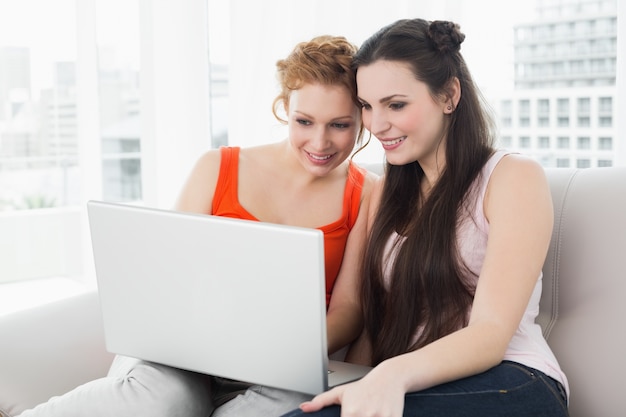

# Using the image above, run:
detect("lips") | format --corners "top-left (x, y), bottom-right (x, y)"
top-left (305, 151), bottom-right (335, 165)
top-left (307, 152), bottom-right (333, 161)
top-left (380, 136), bottom-right (406, 149)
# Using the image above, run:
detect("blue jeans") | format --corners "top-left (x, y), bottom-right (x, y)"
top-left (280, 361), bottom-right (569, 417)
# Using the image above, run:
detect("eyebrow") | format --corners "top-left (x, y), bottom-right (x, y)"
top-left (359, 94), bottom-right (408, 104)
top-left (294, 110), bottom-right (354, 121)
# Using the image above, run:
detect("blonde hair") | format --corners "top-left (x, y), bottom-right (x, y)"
top-left (272, 35), bottom-right (364, 144)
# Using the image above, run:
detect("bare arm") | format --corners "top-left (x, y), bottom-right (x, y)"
top-left (302, 155), bottom-right (554, 415)
top-left (174, 149), bottom-right (222, 213)
top-left (325, 171), bottom-right (378, 355)
top-left (342, 175), bottom-right (384, 364)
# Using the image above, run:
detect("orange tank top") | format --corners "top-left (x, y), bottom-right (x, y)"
top-left (212, 146), bottom-right (366, 308)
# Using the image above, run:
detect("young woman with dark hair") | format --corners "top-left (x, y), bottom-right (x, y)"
top-left (284, 18), bottom-right (569, 417)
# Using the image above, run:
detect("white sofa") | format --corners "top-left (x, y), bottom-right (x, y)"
top-left (1, 165), bottom-right (625, 417)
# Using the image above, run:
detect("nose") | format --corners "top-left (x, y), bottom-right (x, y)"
top-left (309, 125), bottom-right (331, 151)
top-left (364, 108), bottom-right (390, 137)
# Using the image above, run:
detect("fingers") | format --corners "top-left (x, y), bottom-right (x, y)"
top-left (298, 387), bottom-right (343, 413)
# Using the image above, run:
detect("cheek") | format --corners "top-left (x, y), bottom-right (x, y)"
top-left (333, 128), bottom-right (358, 150)
top-left (288, 123), bottom-right (304, 141)
top-left (402, 106), bottom-right (440, 136)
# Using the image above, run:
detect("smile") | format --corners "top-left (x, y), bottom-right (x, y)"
top-left (380, 136), bottom-right (406, 147)
top-left (306, 152), bottom-right (333, 161)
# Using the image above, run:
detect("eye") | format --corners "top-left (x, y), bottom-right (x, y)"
top-left (389, 102), bottom-right (406, 110)
top-left (359, 102), bottom-right (371, 111)
top-left (296, 118), bottom-right (312, 126)
top-left (331, 122), bottom-right (351, 129)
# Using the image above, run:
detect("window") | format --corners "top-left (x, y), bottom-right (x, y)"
top-left (500, 99), bottom-right (512, 116)
top-left (518, 99), bottom-right (530, 115)
top-left (598, 159), bottom-right (613, 167)
top-left (558, 136), bottom-right (570, 149)
top-left (0, 0), bottom-right (212, 288)
top-left (558, 117), bottom-right (570, 127)
top-left (577, 159), bottom-right (591, 168)
top-left (557, 158), bottom-right (570, 168)
top-left (519, 136), bottom-right (531, 148)
top-left (598, 137), bottom-right (613, 150)
top-left (538, 136), bottom-right (550, 149)
top-left (97, 0), bottom-right (142, 203)
top-left (499, 136), bottom-right (513, 148)
top-left (557, 98), bottom-right (570, 114)
top-left (519, 117), bottom-right (531, 127)
top-left (500, 99), bottom-right (512, 127)
top-left (577, 97), bottom-right (590, 114)
top-left (0, 3), bottom-right (78, 211)
top-left (0, 0), bottom-right (81, 285)
top-left (599, 116), bottom-right (612, 127)
top-left (577, 137), bottom-right (591, 149)
top-left (577, 116), bottom-right (590, 127)
top-left (537, 98), bottom-right (550, 114)
top-left (598, 96), bottom-right (613, 113)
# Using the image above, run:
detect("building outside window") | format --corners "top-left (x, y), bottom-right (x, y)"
top-left (577, 116), bottom-right (590, 127)
top-left (557, 158), bottom-right (570, 167)
top-left (599, 116), bottom-right (612, 127)
top-left (519, 136), bottom-right (531, 148)
top-left (599, 136), bottom-right (613, 150)
top-left (577, 136), bottom-right (591, 149)
top-left (499, 136), bottom-right (513, 148)
top-left (599, 96), bottom-right (613, 112)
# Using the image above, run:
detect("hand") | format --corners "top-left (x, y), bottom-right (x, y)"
top-left (298, 369), bottom-right (406, 417)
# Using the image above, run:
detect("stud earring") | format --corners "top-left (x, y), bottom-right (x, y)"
top-left (447, 105), bottom-right (452, 111)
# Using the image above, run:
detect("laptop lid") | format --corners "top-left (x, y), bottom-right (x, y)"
top-left (87, 200), bottom-right (368, 395)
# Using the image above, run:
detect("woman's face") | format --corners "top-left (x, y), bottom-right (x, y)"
top-left (287, 83), bottom-right (359, 177)
top-left (356, 60), bottom-right (449, 166)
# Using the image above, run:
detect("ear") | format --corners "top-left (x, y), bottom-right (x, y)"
top-left (443, 77), bottom-right (461, 114)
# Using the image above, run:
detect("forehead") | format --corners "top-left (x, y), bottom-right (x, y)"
top-left (356, 60), bottom-right (424, 101)
top-left (289, 83), bottom-right (356, 117)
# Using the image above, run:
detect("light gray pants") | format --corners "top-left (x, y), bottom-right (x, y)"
top-left (15, 356), bottom-right (310, 417)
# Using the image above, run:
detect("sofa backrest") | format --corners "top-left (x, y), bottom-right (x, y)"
top-left (361, 162), bottom-right (626, 416)
top-left (540, 167), bottom-right (626, 417)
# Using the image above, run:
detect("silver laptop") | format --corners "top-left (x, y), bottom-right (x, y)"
top-left (87, 200), bottom-right (371, 395)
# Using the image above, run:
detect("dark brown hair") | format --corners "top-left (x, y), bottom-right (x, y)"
top-left (353, 18), bottom-right (496, 365)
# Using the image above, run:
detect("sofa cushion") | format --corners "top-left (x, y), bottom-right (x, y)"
top-left (0, 290), bottom-right (114, 416)
top-left (540, 167), bottom-right (626, 417)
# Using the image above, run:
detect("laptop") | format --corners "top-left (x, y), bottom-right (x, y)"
top-left (87, 200), bottom-right (371, 395)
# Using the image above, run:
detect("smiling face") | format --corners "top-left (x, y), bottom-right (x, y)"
top-left (287, 83), bottom-right (359, 177)
top-left (356, 60), bottom-right (450, 167)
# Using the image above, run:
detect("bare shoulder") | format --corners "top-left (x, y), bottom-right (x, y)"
top-left (187, 148), bottom-right (223, 185)
top-left (238, 142), bottom-right (279, 159)
top-left (174, 148), bottom-right (223, 212)
top-left (196, 147), bottom-right (223, 166)
top-left (490, 153), bottom-right (548, 190)
top-left (485, 153), bottom-right (552, 221)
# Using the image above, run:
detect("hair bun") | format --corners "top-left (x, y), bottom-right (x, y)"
top-left (428, 20), bottom-right (465, 53)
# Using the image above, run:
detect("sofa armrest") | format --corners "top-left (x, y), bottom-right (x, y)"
top-left (0, 289), bottom-right (114, 416)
